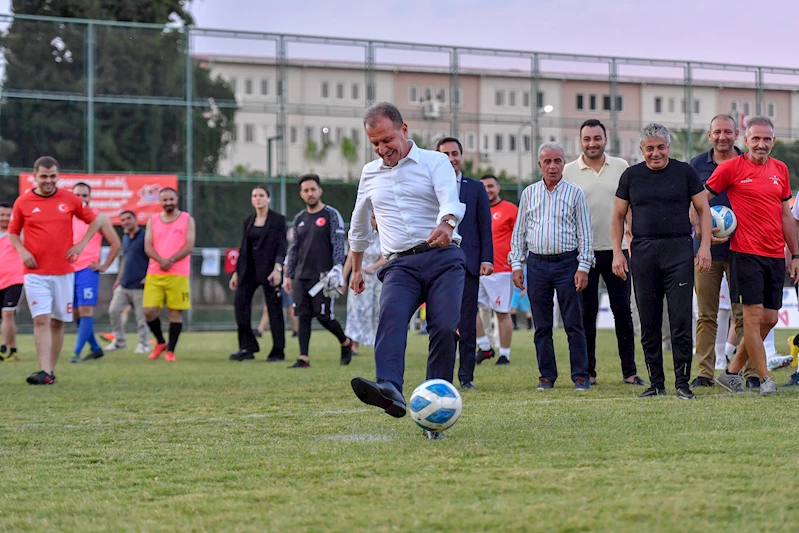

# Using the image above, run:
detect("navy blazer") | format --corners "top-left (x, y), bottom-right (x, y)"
top-left (458, 175), bottom-right (493, 276)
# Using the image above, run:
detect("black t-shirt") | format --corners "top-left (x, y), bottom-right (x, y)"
top-left (286, 205), bottom-right (346, 280)
top-left (615, 159), bottom-right (704, 239)
top-left (246, 224), bottom-right (266, 282)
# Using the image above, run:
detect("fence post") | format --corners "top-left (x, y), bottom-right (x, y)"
top-left (86, 21), bottom-right (95, 173)
top-left (184, 25), bottom-right (194, 328)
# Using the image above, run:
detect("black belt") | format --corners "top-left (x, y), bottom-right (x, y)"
top-left (529, 250), bottom-right (577, 262)
top-left (386, 242), bottom-right (435, 262)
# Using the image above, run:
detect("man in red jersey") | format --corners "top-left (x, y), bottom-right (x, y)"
top-left (475, 175), bottom-right (517, 366)
top-left (8, 157), bottom-right (99, 384)
top-left (706, 116), bottom-right (799, 395)
top-left (0, 201), bottom-right (25, 362)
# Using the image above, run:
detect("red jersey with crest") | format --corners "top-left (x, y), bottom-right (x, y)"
top-left (9, 189), bottom-right (96, 275)
top-left (490, 200), bottom-right (518, 273)
top-left (705, 154), bottom-right (791, 258)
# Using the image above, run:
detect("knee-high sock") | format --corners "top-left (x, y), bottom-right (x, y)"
top-left (74, 317), bottom-right (96, 355)
top-left (168, 322), bottom-right (182, 353)
top-left (147, 318), bottom-right (166, 345)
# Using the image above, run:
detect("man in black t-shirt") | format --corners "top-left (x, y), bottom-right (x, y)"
top-left (284, 174), bottom-right (352, 368)
top-left (610, 123), bottom-right (713, 400)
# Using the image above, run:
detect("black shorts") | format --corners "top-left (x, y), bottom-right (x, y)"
top-left (292, 278), bottom-right (335, 319)
top-left (0, 284), bottom-right (23, 311)
top-left (730, 251), bottom-right (785, 310)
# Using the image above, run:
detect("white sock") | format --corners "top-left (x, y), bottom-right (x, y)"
top-left (476, 336), bottom-right (491, 351)
top-left (499, 347), bottom-right (510, 359)
top-left (725, 342), bottom-right (737, 358)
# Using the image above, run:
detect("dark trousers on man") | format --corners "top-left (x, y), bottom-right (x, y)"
top-left (629, 237), bottom-right (693, 390)
top-left (374, 245), bottom-right (465, 392)
top-left (292, 278), bottom-right (347, 356)
top-left (527, 251), bottom-right (589, 384)
top-left (582, 249), bottom-right (637, 379)
top-left (235, 278), bottom-right (285, 356)
top-left (457, 271), bottom-right (479, 383)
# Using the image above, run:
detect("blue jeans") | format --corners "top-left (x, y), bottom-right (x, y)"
top-left (527, 251), bottom-right (589, 384)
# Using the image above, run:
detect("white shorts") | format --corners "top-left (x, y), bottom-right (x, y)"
top-left (24, 273), bottom-right (75, 322)
top-left (478, 272), bottom-right (513, 313)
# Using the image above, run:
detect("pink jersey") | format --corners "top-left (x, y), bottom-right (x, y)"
top-left (73, 209), bottom-right (103, 271)
top-left (148, 211), bottom-right (191, 277)
top-left (0, 232), bottom-right (24, 289)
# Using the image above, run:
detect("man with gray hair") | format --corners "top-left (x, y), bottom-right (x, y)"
top-left (611, 123), bottom-right (713, 400)
top-left (509, 141), bottom-right (593, 391)
top-left (348, 102), bottom-right (466, 439)
top-left (705, 116), bottom-right (799, 395)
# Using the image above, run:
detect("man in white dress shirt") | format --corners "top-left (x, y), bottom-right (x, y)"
top-left (349, 102), bottom-right (466, 440)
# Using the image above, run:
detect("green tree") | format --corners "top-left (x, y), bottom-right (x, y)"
top-left (339, 137), bottom-right (358, 180)
top-left (670, 129), bottom-right (711, 161)
top-left (303, 139), bottom-right (330, 172)
top-left (0, 0), bottom-right (235, 173)
top-left (770, 140), bottom-right (799, 190)
top-left (411, 134), bottom-right (426, 150)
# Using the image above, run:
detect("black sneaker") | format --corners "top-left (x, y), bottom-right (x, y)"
top-left (81, 348), bottom-right (104, 362)
top-left (690, 376), bottom-right (715, 387)
top-left (475, 348), bottom-right (495, 365)
top-left (266, 354), bottom-right (285, 362)
top-left (746, 377), bottom-right (761, 389)
top-left (785, 372), bottom-right (799, 386)
top-left (229, 350), bottom-right (254, 361)
top-left (460, 380), bottom-right (476, 390)
top-left (289, 359), bottom-right (310, 368)
top-left (638, 386), bottom-right (666, 398)
top-left (291, 331), bottom-right (298, 338)
top-left (340, 341), bottom-right (352, 366)
top-left (536, 378), bottom-right (554, 390)
top-left (495, 355), bottom-right (510, 365)
top-left (26, 370), bottom-right (55, 385)
top-left (676, 387), bottom-right (696, 400)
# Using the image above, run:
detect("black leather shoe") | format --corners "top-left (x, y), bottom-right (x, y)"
top-left (638, 386), bottom-right (666, 398)
top-left (340, 341), bottom-right (352, 366)
top-left (351, 377), bottom-right (406, 418)
top-left (229, 350), bottom-right (254, 361)
top-left (676, 387), bottom-right (696, 400)
top-left (423, 429), bottom-right (445, 440)
top-left (690, 376), bottom-right (715, 387)
top-left (624, 375), bottom-right (648, 386)
top-left (265, 353), bottom-right (285, 362)
top-left (460, 380), bottom-right (476, 390)
top-left (745, 377), bottom-right (760, 389)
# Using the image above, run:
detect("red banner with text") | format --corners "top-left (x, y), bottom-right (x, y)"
top-left (19, 173), bottom-right (178, 225)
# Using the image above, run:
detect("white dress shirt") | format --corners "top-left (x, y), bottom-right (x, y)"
top-left (349, 141), bottom-right (466, 255)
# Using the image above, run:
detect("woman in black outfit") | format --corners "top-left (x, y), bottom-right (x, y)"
top-left (229, 186), bottom-right (287, 361)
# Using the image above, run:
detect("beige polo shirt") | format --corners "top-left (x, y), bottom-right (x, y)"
top-left (563, 153), bottom-right (629, 251)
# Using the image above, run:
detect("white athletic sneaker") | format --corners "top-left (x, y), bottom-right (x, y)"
top-left (767, 355), bottom-right (794, 371)
top-left (104, 339), bottom-right (127, 352)
top-left (760, 376), bottom-right (778, 395)
top-left (133, 343), bottom-right (149, 354)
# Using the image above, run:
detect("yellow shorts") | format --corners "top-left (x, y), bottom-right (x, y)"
top-left (143, 274), bottom-right (191, 310)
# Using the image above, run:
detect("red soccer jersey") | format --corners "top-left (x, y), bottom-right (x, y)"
top-left (705, 154), bottom-right (791, 258)
top-left (0, 233), bottom-right (24, 289)
top-left (9, 189), bottom-right (96, 275)
top-left (490, 199), bottom-right (518, 273)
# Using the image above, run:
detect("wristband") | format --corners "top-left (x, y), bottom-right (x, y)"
top-left (792, 254), bottom-right (799, 259)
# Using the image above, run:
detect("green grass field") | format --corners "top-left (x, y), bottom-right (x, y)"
top-left (2, 328), bottom-right (799, 532)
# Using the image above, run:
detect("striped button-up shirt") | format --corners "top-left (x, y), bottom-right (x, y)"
top-left (509, 177), bottom-right (594, 272)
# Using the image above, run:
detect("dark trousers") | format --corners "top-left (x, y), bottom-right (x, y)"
top-left (457, 271), bottom-right (479, 383)
top-left (293, 278), bottom-right (347, 356)
top-left (235, 277), bottom-right (285, 355)
top-left (630, 237), bottom-right (694, 390)
top-left (374, 245), bottom-right (465, 392)
top-left (582, 250), bottom-right (637, 379)
top-left (527, 251), bottom-right (589, 384)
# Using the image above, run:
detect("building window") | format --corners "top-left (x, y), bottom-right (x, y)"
top-left (509, 91), bottom-right (516, 107)
top-left (509, 134), bottom-right (517, 152)
top-left (350, 128), bottom-right (359, 144)
top-left (654, 97), bottom-right (663, 114)
top-left (730, 101), bottom-right (739, 114)
top-left (694, 99), bottom-right (700, 114)
top-left (668, 98), bottom-right (675, 113)
top-left (230, 124), bottom-right (237, 142)
top-left (495, 90), bottom-right (504, 106)
top-left (229, 77), bottom-right (237, 94)
top-left (351, 83), bottom-right (359, 100)
top-left (409, 85), bottom-right (419, 103)
top-left (482, 134), bottom-right (489, 150)
top-left (589, 94), bottom-right (597, 111)
top-left (576, 94), bottom-right (584, 111)
top-left (564, 136), bottom-right (572, 154)
top-left (321, 127), bottom-right (330, 145)
top-left (630, 138), bottom-right (637, 156)
top-left (452, 88), bottom-right (462, 107)
top-left (290, 126), bottom-right (297, 144)
top-left (603, 95), bottom-right (611, 111)
top-left (321, 82), bottom-right (329, 99)
top-left (305, 126), bottom-right (314, 143)
top-left (423, 86), bottom-right (433, 102)
top-left (245, 124), bottom-right (254, 143)
top-left (743, 101), bottom-right (751, 116)
top-left (536, 91), bottom-right (544, 109)
top-left (768, 102), bottom-right (776, 118)
top-left (466, 132), bottom-right (476, 152)
top-left (523, 135), bottom-right (531, 152)
top-left (335, 127), bottom-right (344, 144)
top-left (260, 79), bottom-right (269, 96)
top-left (495, 134), bottom-right (504, 151)
top-left (244, 79), bottom-right (253, 95)
top-left (436, 87), bottom-right (447, 104)
top-left (615, 96), bottom-right (623, 112)
top-left (336, 83), bottom-right (344, 99)
top-left (522, 91), bottom-right (530, 107)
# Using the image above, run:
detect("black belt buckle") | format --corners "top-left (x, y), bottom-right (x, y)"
top-left (389, 242), bottom-right (433, 261)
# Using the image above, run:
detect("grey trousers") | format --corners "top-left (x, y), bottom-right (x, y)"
top-left (108, 286), bottom-right (148, 347)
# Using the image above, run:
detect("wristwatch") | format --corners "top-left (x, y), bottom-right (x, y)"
top-left (444, 219), bottom-right (456, 229)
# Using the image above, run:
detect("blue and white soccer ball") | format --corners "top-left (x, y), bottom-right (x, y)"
top-left (409, 379), bottom-right (463, 432)
top-left (710, 205), bottom-right (737, 239)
